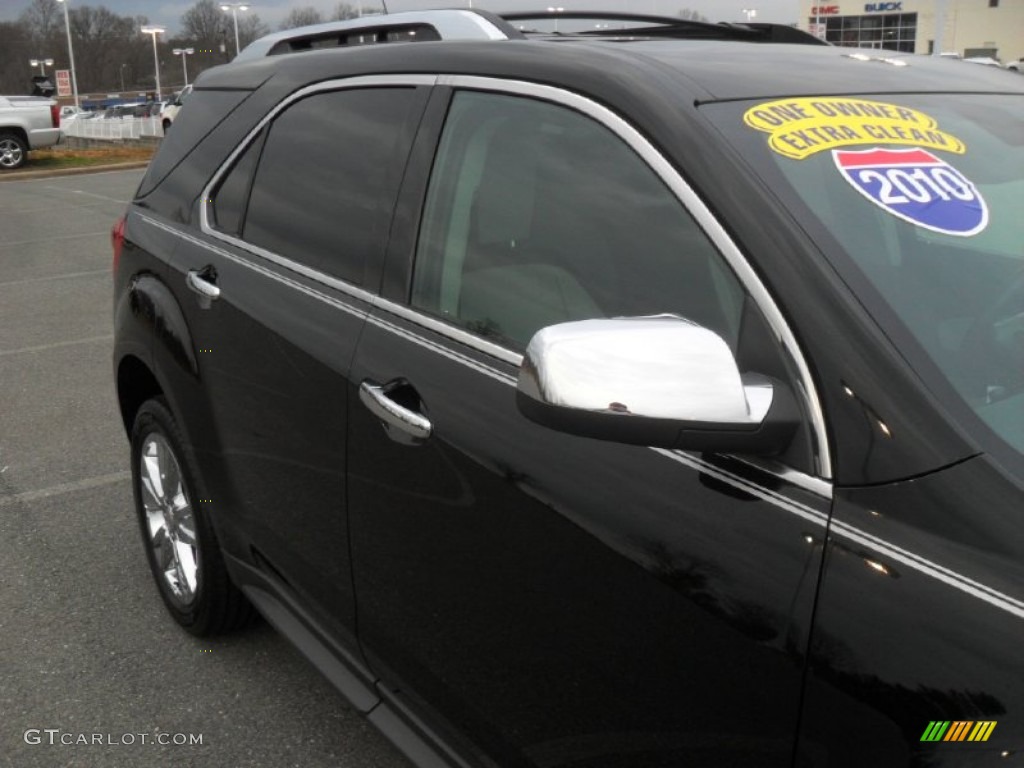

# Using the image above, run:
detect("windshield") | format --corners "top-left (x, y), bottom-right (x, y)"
top-left (704, 94), bottom-right (1024, 458)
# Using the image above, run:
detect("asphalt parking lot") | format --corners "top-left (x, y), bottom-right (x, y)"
top-left (0, 169), bottom-right (412, 768)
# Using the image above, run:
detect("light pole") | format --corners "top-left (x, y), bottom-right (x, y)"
top-left (141, 25), bottom-right (166, 100)
top-left (120, 63), bottom-right (126, 92)
top-left (742, 8), bottom-right (757, 23)
top-left (220, 3), bottom-right (250, 57)
top-left (30, 58), bottom-right (55, 76)
top-left (173, 48), bottom-right (194, 87)
top-left (55, 0), bottom-right (80, 107)
top-left (547, 6), bottom-right (564, 33)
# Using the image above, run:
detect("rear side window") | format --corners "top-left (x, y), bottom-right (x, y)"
top-left (241, 87), bottom-right (425, 286)
top-left (211, 129), bottom-right (265, 237)
top-left (136, 89), bottom-right (250, 198)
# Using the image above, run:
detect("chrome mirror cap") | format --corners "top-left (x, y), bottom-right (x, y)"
top-left (517, 316), bottom-right (796, 453)
top-left (519, 316), bottom-right (757, 423)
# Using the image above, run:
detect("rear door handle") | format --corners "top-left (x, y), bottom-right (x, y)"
top-left (359, 380), bottom-right (432, 444)
top-left (186, 267), bottom-right (220, 308)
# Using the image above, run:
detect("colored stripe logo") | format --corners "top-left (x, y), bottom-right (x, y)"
top-left (921, 721), bottom-right (997, 742)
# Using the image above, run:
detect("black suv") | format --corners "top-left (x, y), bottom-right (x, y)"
top-left (113, 10), bottom-right (1024, 767)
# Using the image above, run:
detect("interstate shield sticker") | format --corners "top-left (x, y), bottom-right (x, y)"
top-left (833, 148), bottom-right (988, 236)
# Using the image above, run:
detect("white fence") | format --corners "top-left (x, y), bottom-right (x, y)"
top-left (63, 117), bottom-right (164, 140)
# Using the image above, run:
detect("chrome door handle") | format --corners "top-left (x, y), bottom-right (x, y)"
top-left (359, 381), bottom-right (432, 443)
top-left (186, 268), bottom-right (221, 304)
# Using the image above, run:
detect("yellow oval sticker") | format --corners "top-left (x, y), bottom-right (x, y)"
top-left (743, 98), bottom-right (966, 160)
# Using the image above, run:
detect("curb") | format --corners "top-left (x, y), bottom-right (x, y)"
top-left (0, 161), bottom-right (151, 182)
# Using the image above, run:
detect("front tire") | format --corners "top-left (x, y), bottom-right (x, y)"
top-left (0, 132), bottom-right (28, 170)
top-left (131, 398), bottom-right (253, 635)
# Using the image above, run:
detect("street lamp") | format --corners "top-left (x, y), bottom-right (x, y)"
top-left (742, 8), bottom-right (757, 22)
top-left (173, 48), bottom-right (195, 87)
top-left (547, 6), bottom-right (564, 33)
top-left (55, 0), bottom-right (80, 107)
top-left (30, 58), bottom-right (55, 76)
top-left (220, 3), bottom-right (250, 58)
top-left (141, 25), bottom-right (166, 100)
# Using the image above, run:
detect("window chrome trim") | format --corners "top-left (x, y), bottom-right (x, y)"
top-left (198, 72), bottom-right (832, 481)
top-left (142, 210), bottom-right (828, 495)
top-left (371, 298), bottom-right (523, 367)
top-left (139, 212), bottom-right (371, 319)
top-left (435, 75), bottom-right (832, 480)
top-left (198, 72), bottom-right (518, 364)
top-left (733, 457), bottom-right (834, 499)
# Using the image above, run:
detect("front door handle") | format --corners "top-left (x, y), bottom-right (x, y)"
top-left (359, 380), bottom-right (432, 444)
top-left (186, 267), bottom-right (220, 309)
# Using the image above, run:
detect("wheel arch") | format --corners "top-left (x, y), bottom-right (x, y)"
top-left (0, 127), bottom-right (29, 144)
top-left (117, 354), bottom-right (163, 437)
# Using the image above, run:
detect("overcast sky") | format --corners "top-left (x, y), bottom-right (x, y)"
top-left (0, 0), bottom-right (801, 36)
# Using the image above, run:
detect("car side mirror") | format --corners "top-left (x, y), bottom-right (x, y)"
top-left (516, 315), bottom-right (799, 454)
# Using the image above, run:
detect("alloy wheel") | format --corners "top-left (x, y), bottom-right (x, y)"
top-left (138, 432), bottom-right (199, 607)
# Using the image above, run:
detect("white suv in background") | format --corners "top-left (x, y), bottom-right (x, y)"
top-left (160, 85), bottom-right (192, 133)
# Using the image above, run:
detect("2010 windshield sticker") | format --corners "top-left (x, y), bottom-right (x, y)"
top-left (834, 148), bottom-right (988, 236)
top-left (743, 98), bottom-right (966, 160)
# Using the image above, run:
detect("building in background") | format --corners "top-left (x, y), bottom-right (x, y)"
top-left (800, 0), bottom-right (1023, 61)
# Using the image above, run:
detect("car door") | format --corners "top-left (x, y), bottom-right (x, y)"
top-left (348, 82), bottom-right (834, 767)
top-left (163, 80), bottom-right (430, 644)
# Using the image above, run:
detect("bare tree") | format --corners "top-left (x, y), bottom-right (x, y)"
top-left (237, 13), bottom-right (270, 50)
top-left (331, 3), bottom-right (383, 21)
top-left (678, 9), bottom-right (709, 22)
top-left (69, 6), bottom-right (150, 93)
top-left (0, 21), bottom-right (34, 95)
top-left (332, 3), bottom-right (359, 20)
top-left (280, 6), bottom-right (323, 30)
top-left (19, 0), bottom-right (65, 48)
top-left (182, 0), bottom-right (228, 52)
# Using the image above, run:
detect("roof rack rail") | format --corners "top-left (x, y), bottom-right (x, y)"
top-left (234, 9), bottom-right (524, 62)
top-left (501, 11), bottom-right (826, 45)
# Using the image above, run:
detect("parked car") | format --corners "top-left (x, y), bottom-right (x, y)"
top-left (160, 85), bottom-right (191, 132)
top-left (141, 100), bottom-right (168, 118)
top-left (99, 104), bottom-right (137, 119)
top-left (963, 55), bottom-right (1004, 67)
top-left (59, 105), bottom-right (86, 125)
top-left (1006, 58), bottom-right (1022, 72)
top-left (113, 10), bottom-right (1024, 768)
top-left (0, 94), bottom-right (60, 169)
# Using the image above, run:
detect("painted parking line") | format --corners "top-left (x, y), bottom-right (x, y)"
top-left (0, 334), bottom-right (113, 357)
top-left (0, 231), bottom-right (109, 249)
top-left (8, 200), bottom-right (126, 215)
top-left (43, 186), bottom-right (131, 204)
top-left (0, 269), bottom-right (109, 288)
top-left (0, 471), bottom-right (130, 507)
top-left (4, 167), bottom-right (145, 184)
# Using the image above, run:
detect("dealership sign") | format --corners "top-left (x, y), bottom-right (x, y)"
top-left (55, 69), bottom-right (71, 97)
top-left (865, 2), bottom-right (902, 11)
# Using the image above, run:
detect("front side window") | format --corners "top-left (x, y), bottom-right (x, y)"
top-left (412, 91), bottom-right (746, 351)
top-left (241, 87), bottom-right (424, 285)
